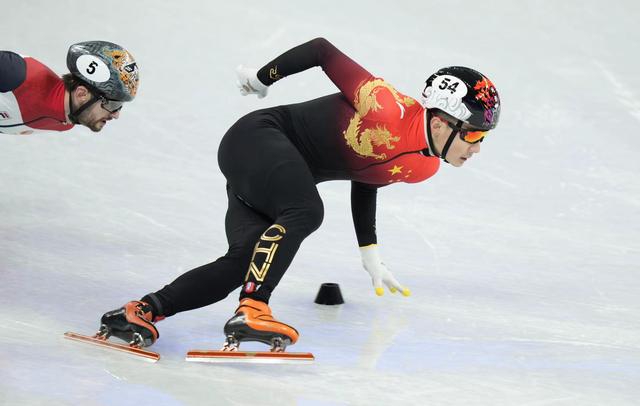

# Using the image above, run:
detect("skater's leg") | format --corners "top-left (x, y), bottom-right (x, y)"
top-left (222, 160), bottom-right (323, 347)
top-left (100, 186), bottom-right (271, 346)
top-left (217, 117), bottom-right (324, 347)
top-left (237, 158), bottom-right (324, 304)
top-left (143, 185), bottom-right (272, 318)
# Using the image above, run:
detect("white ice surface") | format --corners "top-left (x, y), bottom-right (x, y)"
top-left (1, 1), bottom-right (639, 405)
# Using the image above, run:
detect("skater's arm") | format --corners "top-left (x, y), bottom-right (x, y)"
top-left (351, 181), bottom-right (410, 298)
top-left (255, 38), bottom-right (375, 106)
top-left (0, 51), bottom-right (27, 92)
top-left (351, 181), bottom-right (379, 247)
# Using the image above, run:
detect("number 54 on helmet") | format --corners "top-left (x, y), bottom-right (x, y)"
top-left (420, 66), bottom-right (500, 132)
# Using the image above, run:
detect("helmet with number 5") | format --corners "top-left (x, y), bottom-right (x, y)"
top-left (66, 40), bottom-right (139, 102)
top-left (420, 66), bottom-right (500, 131)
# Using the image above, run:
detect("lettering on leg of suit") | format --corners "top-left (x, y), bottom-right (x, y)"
top-left (243, 224), bottom-right (287, 292)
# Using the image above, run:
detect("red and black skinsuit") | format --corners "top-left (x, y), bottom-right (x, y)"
top-left (0, 51), bottom-right (73, 134)
top-left (145, 38), bottom-right (440, 316)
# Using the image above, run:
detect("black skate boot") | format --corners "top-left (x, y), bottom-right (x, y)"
top-left (223, 298), bottom-right (299, 352)
top-left (100, 301), bottom-right (159, 348)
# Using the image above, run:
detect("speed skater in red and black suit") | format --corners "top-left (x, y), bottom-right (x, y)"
top-left (99, 38), bottom-right (501, 350)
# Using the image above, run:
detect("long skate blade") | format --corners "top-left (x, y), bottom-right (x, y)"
top-left (64, 332), bottom-right (160, 363)
top-left (185, 350), bottom-right (314, 364)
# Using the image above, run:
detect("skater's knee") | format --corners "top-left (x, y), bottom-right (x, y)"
top-left (227, 243), bottom-right (256, 261)
top-left (305, 199), bottom-right (324, 232)
top-left (285, 200), bottom-right (324, 235)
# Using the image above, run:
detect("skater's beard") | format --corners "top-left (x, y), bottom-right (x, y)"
top-left (80, 116), bottom-right (109, 132)
top-left (76, 106), bottom-right (114, 132)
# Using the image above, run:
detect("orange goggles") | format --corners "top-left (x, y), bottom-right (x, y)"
top-left (459, 129), bottom-right (487, 144)
top-left (443, 119), bottom-right (488, 144)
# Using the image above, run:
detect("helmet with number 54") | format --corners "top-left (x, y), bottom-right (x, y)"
top-left (420, 66), bottom-right (500, 131)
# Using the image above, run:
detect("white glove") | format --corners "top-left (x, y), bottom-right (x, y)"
top-left (359, 244), bottom-right (411, 297)
top-left (236, 65), bottom-right (268, 98)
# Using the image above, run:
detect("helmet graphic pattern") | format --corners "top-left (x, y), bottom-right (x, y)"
top-left (421, 66), bottom-right (500, 131)
top-left (66, 41), bottom-right (139, 102)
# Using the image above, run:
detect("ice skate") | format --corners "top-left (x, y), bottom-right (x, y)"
top-left (99, 300), bottom-right (159, 347)
top-left (185, 298), bottom-right (313, 364)
top-left (222, 298), bottom-right (299, 352)
top-left (64, 301), bottom-right (161, 362)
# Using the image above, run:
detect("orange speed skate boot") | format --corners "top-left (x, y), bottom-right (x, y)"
top-left (99, 301), bottom-right (159, 347)
top-left (223, 298), bottom-right (299, 352)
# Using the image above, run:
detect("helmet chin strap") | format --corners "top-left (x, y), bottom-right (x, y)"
top-left (68, 92), bottom-right (99, 125)
top-left (425, 110), bottom-right (440, 157)
top-left (440, 126), bottom-right (460, 164)
top-left (425, 110), bottom-right (460, 164)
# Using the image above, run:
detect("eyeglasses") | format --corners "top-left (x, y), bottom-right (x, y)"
top-left (440, 116), bottom-right (487, 144)
top-left (98, 95), bottom-right (124, 113)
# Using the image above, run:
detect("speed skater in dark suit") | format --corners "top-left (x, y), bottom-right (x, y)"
top-left (0, 41), bottom-right (139, 135)
top-left (100, 38), bottom-right (501, 350)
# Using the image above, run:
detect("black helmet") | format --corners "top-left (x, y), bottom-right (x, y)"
top-left (67, 40), bottom-right (139, 102)
top-left (420, 66), bottom-right (500, 131)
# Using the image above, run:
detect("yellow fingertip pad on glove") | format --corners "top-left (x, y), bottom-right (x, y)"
top-left (375, 287), bottom-right (384, 296)
top-left (401, 288), bottom-right (411, 297)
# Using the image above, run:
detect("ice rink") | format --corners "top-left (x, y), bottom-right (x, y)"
top-left (1, 1), bottom-right (639, 405)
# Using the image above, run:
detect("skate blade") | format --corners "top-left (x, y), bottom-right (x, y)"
top-left (64, 331), bottom-right (160, 363)
top-left (185, 350), bottom-right (314, 364)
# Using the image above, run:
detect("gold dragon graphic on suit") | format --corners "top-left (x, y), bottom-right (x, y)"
top-left (343, 79), bottom-right (415, 160)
